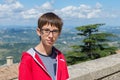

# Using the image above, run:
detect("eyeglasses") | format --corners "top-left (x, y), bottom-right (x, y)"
top-left (41, 28), bottom-right (59, 36)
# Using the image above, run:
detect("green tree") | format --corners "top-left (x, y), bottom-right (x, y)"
top-left (66, 23), bottom-right (117, 65)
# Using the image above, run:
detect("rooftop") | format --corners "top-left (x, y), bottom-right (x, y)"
top-left (0, 63), bottom-right (18, 80)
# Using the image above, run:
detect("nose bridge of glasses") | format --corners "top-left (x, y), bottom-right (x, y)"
top-left (47, 31), bottom-right (53, 37)
top-left (50, 30), bottom-right (55, 33)
top-left (49, 30), bottom-right (59, 37)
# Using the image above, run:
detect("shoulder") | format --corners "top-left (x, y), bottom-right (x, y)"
top-left (20, 48), bottom-right (35, 63)
top-left (21, 48), bottom-right (35, 58)
top-left (20, 52), bottom-right (33, 63)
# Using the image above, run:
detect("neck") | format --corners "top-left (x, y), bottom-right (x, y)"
top-left (35, 42), bottom-right (52, 56)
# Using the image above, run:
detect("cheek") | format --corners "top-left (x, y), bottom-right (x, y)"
top-left (39, 34), bottom-right (45, 41)
top-left (40, 35), bottom-right (46, 40)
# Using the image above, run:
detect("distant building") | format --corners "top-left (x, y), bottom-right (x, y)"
top-left (0, 56), bottom-right (18, 80)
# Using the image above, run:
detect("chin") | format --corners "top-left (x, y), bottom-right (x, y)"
top-left (46, 43), bottom-right (53, 47)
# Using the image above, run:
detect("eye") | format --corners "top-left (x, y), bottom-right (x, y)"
top-left (53, 30), bottom-right (59, 33)
top-left (44, 29), bottom-right (50, 31)
top-left (42, 29), bottom-right (50, 33)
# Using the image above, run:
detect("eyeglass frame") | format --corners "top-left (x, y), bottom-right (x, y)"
top-left (40, 28), bottom-right (60, 36)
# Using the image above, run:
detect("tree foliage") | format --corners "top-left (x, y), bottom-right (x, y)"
top-left (66, 23), bottom-right (117, 65)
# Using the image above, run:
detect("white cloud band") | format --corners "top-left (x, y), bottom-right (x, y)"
top-left (0, 0), bottom-right (119, 25)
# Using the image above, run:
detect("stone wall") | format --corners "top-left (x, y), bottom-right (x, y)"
top-left (1, 53), bottom-right (120, 80)
top-left (68, 53), bottom-right (120, 80)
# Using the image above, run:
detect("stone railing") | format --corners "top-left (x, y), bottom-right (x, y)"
top-left (1, 53), bottom-right (120, 80)
top-left (68, 53), bottom-right (120, 80)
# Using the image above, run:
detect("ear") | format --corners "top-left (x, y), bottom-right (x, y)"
top-left (36, 28), bottom-right (41, 36)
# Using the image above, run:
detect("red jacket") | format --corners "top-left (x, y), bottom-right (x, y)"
top-left (19, 48), bottom-right (69, 80)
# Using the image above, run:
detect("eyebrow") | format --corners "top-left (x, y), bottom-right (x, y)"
top-left (42, 28), bottom-right (59, 30)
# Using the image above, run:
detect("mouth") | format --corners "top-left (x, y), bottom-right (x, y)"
top-left (47, 40), bottom-right (54, 44)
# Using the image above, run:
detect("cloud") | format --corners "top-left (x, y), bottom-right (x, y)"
top-left (21, 8), bottom-right (39, 19)
top-left (96, 2), bottom-right (102, 9)
top-left (2, 0), bottom-right (23, 11)
top-left (41, 1), bottom-right (53, 10)
top-left (20, 1), bottom-right (54, 19)
top-left (55, 3), bottom-right (102, 19)
top-left (0, 0), bottom-right (119, 25)
top-left (0, 0), bottom-right (116, 19)
top-left (0, 0), bottom-right (23, 19)
top-left (4, 0), bottom-right (16, 4)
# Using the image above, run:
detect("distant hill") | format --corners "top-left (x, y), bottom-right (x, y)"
top-left (0, 25), bottom-right (120, 65)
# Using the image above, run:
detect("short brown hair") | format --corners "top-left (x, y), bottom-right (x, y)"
top-left (38, 12), bottom-right (63, 32)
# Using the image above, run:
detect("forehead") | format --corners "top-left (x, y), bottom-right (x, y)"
top-left (42, 24), bottom-right (59, 30)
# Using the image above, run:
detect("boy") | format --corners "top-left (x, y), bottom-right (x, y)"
top-left (19, 12), bottom-right (69, 80)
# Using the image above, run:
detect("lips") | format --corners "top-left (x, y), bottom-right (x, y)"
top-left (47, 40), bottom-right (54, 44)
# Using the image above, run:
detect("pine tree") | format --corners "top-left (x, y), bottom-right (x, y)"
top-left (66, 23), bottom-right (117, 65)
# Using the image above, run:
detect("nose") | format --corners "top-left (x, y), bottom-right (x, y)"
top-left (48, 31), bottom-right (54, 37)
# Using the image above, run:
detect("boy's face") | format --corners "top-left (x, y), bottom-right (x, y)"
top-left (37, 24), bottom-right (60, 47)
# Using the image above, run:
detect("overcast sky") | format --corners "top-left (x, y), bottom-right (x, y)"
top-left (0, 0), bottom-right (120, 27)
